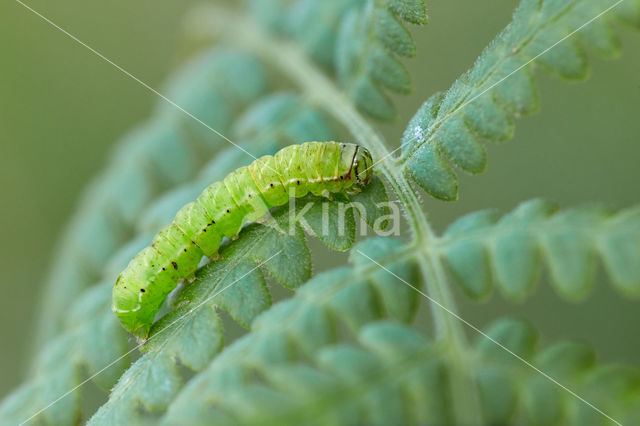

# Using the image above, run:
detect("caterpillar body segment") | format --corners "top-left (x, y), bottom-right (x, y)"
top-left (112, 142), bottom-right (374, 341)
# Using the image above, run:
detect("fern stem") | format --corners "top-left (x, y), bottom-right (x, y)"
top-left (192, 6), bottom-right (483, 422)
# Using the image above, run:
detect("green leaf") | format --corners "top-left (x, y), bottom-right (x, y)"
top-left (162, 306), bottom-right (640, 426)
top-left (159, 49), bottom-right (268, 147)
top-left (12, 1), bottom-right (640, 425)
top-left (335, 0), bottom-right (426, 119)
top-left (0, 337), bottom-right (80, 426)
top-left (160, 240), bottom-right (424, 425)
top-left (523, 341), bottom-right (596, 424)
top-left (441, 210), bottom-right (499, 299)
top-left (137, 93), bottom-right (335, 234)
top-left (249, 0), bottom-right (363, 68)
top-left (475, 317), bottom-right (539, 363)
top-left (597, 206), bottom-right (640, 296)
top-left (6, 179), bottom-right (386, 426)
top-left (438, 200), bottom-right (640, 301)
top-left (0, 280), bottom-right (131, 425)
top-left (374, 5), bottom-right (416, 57)
top-left (15, 79), bottom-right (388, 423)
top-left (616, 0), bottom-right (640, 27)
top-left (250, 0), bottom-right (425, 119)
top-left (476, 367), bottom-right (518, 424)
top-left (402, 93), bottom-right (458, 200)
top-left (389, 0), bottom-right (428, 25)
top-left (66, 283), bottom-right (132, 389)
top-left (574, 365), bottom-right (640, 425)
top-left (401, 0), bottom-right (635, 200)
top-left (351, 238), bottom-right (420, 322)
top-left (301, 194), bottom-right (356, 251)
top-left (35, 49), bottom-right (269, 344)
top-left (368, 47), bottom-right (411, 93)
top-left (475, 318), bottom-right (640, 426)
top-left (354, 175), bottom-right (393, 231)
top-left (87, 201), bottom-right (388, 424)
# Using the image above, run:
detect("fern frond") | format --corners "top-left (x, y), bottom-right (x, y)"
top-left (8, 1), bottom-right (639, 424)
top-left (436, 199), bottom-right (640, 300)
top-left (0, 235), bottom-right (156, 424)
top-left (87, 202), bottom-right (391, 425)
top-left (336, 0), bottom-right (427, 119)
top-left (11, 196), bottom-right (637, 424)
top-left (616, 0), bottom-right (640, 27)
top-left (248, 0), bottom-right (361, 68)
top-left (8, 85), bottom-right (386, 425)
top-left (137, 93), bottom-right (337, 233)
top-left (2, 178), bottom-right (389, 425)
top-left (6, 86), bottom-right (389, 422)
top-left (0, 282), bottom-right (128, 425)
top-left (158, 49), bottom-right (270, 148)
top-left (248, 0), bottom-right (427, 119)
top-left (159, 265), bottom-right (640, 425)
top-left (150, 238), bottom-right (422, 426)
top-left (163, 321), bottom-right (444, 426)
top-left (36, 49), bottom-right (268, 343)
top-left (473, 318), bottom-right (640, 425)
top-left (401, 0), bottom-right (640, 201)
top-left (0, 338), bottom-right (81, 426)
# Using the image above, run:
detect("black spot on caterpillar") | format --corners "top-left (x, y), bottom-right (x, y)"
top-left (112, 141), bottom-right (374, 341)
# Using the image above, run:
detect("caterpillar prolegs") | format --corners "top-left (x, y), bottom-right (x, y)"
top-left (112, 142), bottom-right (374, 341)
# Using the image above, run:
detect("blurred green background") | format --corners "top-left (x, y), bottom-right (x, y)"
top-left (1, 0), bottom-right (638, 400)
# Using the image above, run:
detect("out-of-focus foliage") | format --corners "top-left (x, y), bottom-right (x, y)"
top-left (248, 0), bottom-right (427, 118)
top-left (2, 0), bottom-right (640, 425)
top-left (163, 309), bottom-right (640, 425)
top-left (440, 199), bottom-right (640, 300)
top-left (36, 50), bottom-right (269, 344)
top-left (401, 0), bottom-right (637, 201)
top-left (1, 79), bottom-right (390, 424)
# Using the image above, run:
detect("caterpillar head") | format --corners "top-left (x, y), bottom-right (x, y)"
top-left (353, 146), bottom-right (374, 187)
top-left (339, 143), bottom-right (374, 195)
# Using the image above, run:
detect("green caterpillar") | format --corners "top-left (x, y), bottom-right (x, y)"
top-left (112, 142), bottom-right (373, 341)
